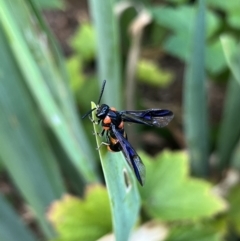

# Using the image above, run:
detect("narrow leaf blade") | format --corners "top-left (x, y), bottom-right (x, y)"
top-left (91, 102), bottom-right (141, 241)
top-left (0, 194), bottom-right (37, 241)
top-left (183, 0), bottom-right (209, 176)
top-left (216, 35), bottom-right (240, 170)
top-left (89, 0), bottom-right (122, 109)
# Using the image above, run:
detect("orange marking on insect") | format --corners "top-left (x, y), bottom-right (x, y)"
top-left (109, 136), bottom-right (118, 145)
top-left (103, 116), bottom-right (111, 124)
top-left (118, 121), bottom-right (124, 129)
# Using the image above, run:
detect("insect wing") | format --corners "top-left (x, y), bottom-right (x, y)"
top-left (120, 109), bottom-right (174, 128)
top-left (111, 125), bottom-right (146, 186)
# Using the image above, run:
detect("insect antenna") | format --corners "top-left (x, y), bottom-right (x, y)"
top-left (81, 80), bottom-right (106, 119)
top-left (97, 80), bottom-right (106, 105)
top-left (82, 107), bottom-right (96, 119)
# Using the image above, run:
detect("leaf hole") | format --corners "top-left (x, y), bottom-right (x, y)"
top-left (123, 168), bottom-right (132, 192)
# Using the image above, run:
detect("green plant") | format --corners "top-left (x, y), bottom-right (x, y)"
top-left (1, 0), bottom-right (240, 240)
top-left (0, 0), bottom-right (98, 240)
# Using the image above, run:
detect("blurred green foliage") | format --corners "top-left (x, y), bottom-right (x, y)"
top-left (33, 0), bottom-right (64, 9)
top-left (1, 0), bottom-right (240, 241)
top-left (150, 5), bottom-right (226, 75)
top-left (139, 151), bottom-right (226, 221)
top-left (48, 185), bottom-right (112, 241)
top-left (48, 150), bottom-right (227, 241)
top-left (166, 224), bottom-right (224, 241)
top-left (66, 23), bottom-right (97, 109)
top-left (227, 186), bottom-right (240, 235)
top-left (207, 0), bottom-right (240, 29)
top-left (70, 23), bottom-right (96, 62)
top-left (137, 59), bottom-right (174, 87)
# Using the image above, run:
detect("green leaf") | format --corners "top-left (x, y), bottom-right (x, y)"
top-left (227, 8), bottom-right (240, 29)
top-left (32, 0), bottom-right (64, 9)
top-left (139, 150), bottom-right (226, 221)
top-left (0, 0), bottom-right (98, 183)
top-left (216, 36), bottom-right (240, 170)
top-left (231, 140), bottom-right (240, 170)
top-left (70, 23), bottom-right (96, 62)
top-left (89, 0), bottom-right (122, 109)
top-left (48, 185), bottom-right (112, 241)
top-left (163, 34), bottom-right (189, 61)
top-left (91, 102), bottom-right (141, 241)
top-left (226, 185), bottom-right (240, 234)
top-left (0, 194), bottom-right (37, 241)
top-left (221, 35), bottom-right (240, 85)
top-left (216, 77), bottom-right (240, 170)
top-left (166, 223), bottom-right (224, 241)
top-left (151, 5), bottom-right (223, 74)
top-left (151, 6), bottom-right (194, 34)
top-left (66, 55), bottom-right (85, 92)
top-left (183, 0), bottom-right (209, 176)
top-left (164, 0), bottom-right (188, 3)
top-left (0, 17), bottom-right (64, 239)
top-left (136, 59), bottom-right (174, 87)
top-left (151, 5), bottom-right (220, 38)
top-left (206, 40), bottom-right (227, 75)
top-left (206, 0), bottom-right (238, 10)
top-left (163, 36), bottom-right (227, 75)
top-left (206, 0), bottom-right (240, 28)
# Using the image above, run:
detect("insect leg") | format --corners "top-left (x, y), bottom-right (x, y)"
top-left (96, 141), bottom-right (109, 150)
top-left (88, 115), bottom-right (101, 125)
top-left (92, 129), bottom-right (105, 137)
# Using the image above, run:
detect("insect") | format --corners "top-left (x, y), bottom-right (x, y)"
top-left (82, 80), bottom-right (174, 186)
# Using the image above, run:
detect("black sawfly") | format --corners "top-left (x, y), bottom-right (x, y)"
top-left (82, 80), bottom-right (174, 186)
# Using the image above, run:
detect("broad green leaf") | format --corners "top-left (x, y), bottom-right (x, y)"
top-left (226, 185), bottom-right (240, 234)
top-left (206, 0), bottom-right (240, 28)
top-left (66, 56), bottom-right (85, 92)
top-left (206, 0), bottom-right (238, 10)
top-left (136, 59), bottom-right (174, 87)
top-left (151, 5), bottom-right (223, 74)
top-left (163, 34), bottom-right (189, 61)
top-left (227, 8), bottom-right (240, 29)
top-left (183, 0), bottom-right (209, 176)
top-left (166, 223), bottom-right (224, 241)
top-left (205, 40), bottom-right (227, 75)
top-left (139, 150), bottom-right (226, 221)
top-left (151, 6), bottom-right (194, 33)
top-left (70, 23), bottom-right (96, 62)
top-left (91, 102), bottom-right (141, 241)
top-left (89, 0), bottom-right (122, 109)
top-left (0, 194), bottom-right (37, 241)
top-left (48, 185), bottom-right (112, 241)
top-left (151, 5), bottom-right (220, 38)
top-left (164, 36), bottom-right (227, 75)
